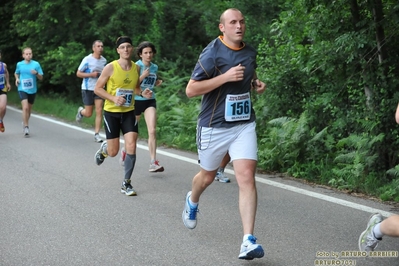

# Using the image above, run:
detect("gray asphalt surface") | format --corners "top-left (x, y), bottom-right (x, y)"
top-left (1, 106), bottom-right (399, 266)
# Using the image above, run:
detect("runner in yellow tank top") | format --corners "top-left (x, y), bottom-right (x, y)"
top-left (94, 36), bottom-right (152, 196)
top-left (103, 60), bottom-right (138, 113)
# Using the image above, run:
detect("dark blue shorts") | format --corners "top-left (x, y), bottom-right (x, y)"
top-left (18, 91), bottom-right (36, 104)
top-left (81, 90), bottom-right (103, 106)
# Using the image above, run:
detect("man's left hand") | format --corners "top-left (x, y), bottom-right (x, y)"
top-left (253, 79), bottom-right (266, 94)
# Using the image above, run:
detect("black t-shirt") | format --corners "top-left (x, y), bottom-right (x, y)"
top-left (190, 36), bottom-right (257, 128)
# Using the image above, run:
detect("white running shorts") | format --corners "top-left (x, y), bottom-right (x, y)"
top-left (196, 121), bottom-right (258, 171)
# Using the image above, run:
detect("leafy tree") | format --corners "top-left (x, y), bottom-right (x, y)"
top-left (255, 0), bottom-right (399, 194)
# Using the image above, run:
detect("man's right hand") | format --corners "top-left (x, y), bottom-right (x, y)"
top-left (225, 64), bottom-right (245, 82)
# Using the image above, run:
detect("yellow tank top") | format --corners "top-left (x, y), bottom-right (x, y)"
top-left (104, 60), bottom-right (139, 113)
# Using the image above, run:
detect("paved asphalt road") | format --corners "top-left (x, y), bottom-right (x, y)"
top-left (1, 106), bottom-right (399, 266)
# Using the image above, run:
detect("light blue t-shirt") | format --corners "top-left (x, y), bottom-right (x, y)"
top-left (77, 54), bottom-right (107, 91)
top-left (135, 60), bottom-right (158, 101)
top-left (15, 60), bottom-right (44, 94)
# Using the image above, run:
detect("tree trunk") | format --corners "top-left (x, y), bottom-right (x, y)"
top-left (351, 0), bottom-right (374, 108)
top-left (371, 0), bottom-right (387, 64)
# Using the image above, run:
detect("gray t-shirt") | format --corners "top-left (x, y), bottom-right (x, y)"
top-left (191, 36), bottom-right (257, 128)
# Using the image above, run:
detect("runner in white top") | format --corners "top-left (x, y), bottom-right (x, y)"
top-left (76, 40), bottom-right (107, 143)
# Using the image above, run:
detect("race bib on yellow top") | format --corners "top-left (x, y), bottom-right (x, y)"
top-left (224, 92), bottom-right (251, 121)
top-left (115, 88), bottom-right (134, 107)
top-left (22, 78), bottom-right (34, 90)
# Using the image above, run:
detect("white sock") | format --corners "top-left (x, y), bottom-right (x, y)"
top-left (373, 223), bottom-right (383, 239)
top-left (102, 144), bottom-right (108, 155)
top-left (188, 197), bottom-right (198, 207)
top-left (243, 234), bottom-right (252, 242)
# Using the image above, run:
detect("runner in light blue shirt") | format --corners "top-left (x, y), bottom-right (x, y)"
top-left (134, 60), bottom-right (158, 101)
top-left (14, 47), bottom-right (43, 137)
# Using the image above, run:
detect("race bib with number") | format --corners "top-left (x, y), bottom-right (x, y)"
top-left (115, 88), bottom-right (134, 107)
top-left (141, 73), bottom-right (157, 89)
top-left (0, 74), bottom-right (4, 86)
top-left (224, 92), bottom-right (251, 121)
top-left (22, 78), bottom-right (34, 90)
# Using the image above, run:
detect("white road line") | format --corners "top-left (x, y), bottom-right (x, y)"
top-left (9, 106), bottom-right (396, 217)
top-left (255, 177), bottom-right (395, 217)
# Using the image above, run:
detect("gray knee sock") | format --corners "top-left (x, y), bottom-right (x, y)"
top-left (124, 154), bottom-right (136, 180)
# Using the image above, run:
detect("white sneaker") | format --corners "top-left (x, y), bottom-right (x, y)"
top-left (358, 213), bottom-right (383, 251)
top-left (182, 191), bottom-right (198, 229)
top-left (94, 141), bottom-right (108, 166)
top-left (238, 235), bottom-right (265, 260)
top-left (149, 160), bottom-right (164, 172)
top-left (214, 171), bottom-right (230, 183)
top-left (23, 126), bottom-right (29, 137)
top-left (94, 133), bottom-right (103, 143)
top-left (76, 106), bottom-right (84, 122)
top-left (121, 179), bottom-right (137, 196)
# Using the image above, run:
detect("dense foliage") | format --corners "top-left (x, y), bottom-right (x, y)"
top-left (2, 0), bottom-right (399, 200)
top-left (255, 0), bottom-right (399, 199)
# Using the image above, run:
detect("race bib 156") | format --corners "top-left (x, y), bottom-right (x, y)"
top-left (224, 92), bottom-right (251, 121)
